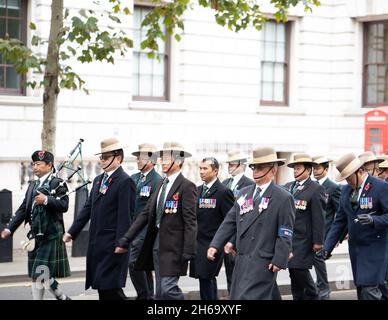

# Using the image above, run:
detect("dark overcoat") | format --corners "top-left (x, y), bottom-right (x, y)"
top-left (68, 166), bottom-right (135, 290)
top-left (210, 182), bottom-right (295, 299)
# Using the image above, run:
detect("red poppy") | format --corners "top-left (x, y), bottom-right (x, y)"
top-left (364, 183), bottom-right (370, 192)
top-left (173, 192), bottom-right (179, 201)
top-left (109, 178), bottom-right (112, 184)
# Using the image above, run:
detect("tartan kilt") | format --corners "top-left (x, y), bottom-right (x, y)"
top-left (28, 234), bottom-right (71, 279)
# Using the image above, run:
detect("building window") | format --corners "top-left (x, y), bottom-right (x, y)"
top-left (132, 6), bottom-right (170, 101)
top-left (363, 21), bottom-right (388, 107)
top-left (260, 21), bottom-right (290, 106)
top-left (0, 0), bottom-right (27, 95)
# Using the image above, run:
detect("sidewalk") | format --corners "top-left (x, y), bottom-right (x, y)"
top-left (0, 244), bottom-right (355, 299)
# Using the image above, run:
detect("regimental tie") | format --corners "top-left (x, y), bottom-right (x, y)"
top-left (226, 178), bottom-right (234, 190)
top-left (291, 181), bottom-right (300, 195)
top-left (253, 186), bottom-right (262, 208)
top-left (202, 185), bottom-right (209, 197)
top-left (137, 173), bottom-right (145, 188)
top-left (99, 172), bottom-right (108, 193)
top-left (156, 178), bottom-right (169, 227)
top-left (350, 187), bottom-right (360, 211)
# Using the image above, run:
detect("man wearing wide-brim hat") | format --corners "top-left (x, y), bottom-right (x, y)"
top-left (118, 142), bottom-right (197, 300)
top-left (64, 137), bottom-right (136, 300)
top-left (311, 155), bottom-right (342, 300)
top-left (376, 155), bottom-right (388, 181)
top-left (358, 151), bottom-right (384, 177)
top-left (128, 143), bottom-right (162, 300)
top-left (284, 153), bottom-right (326, 300)
top-left (221, 150), bottom-right (255, 294)
top-left (208, 147), bottom-right (295, 300)
top-left (324, 153), bottom-right (388, 300)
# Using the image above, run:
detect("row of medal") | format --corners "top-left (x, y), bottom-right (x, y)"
top-left (240, 198), bottom-right (254, 215)
top-left (258, 197), bottom-right (270, 211)
top-left (199, 198), bottom-right (217, 209)
top-left (164, 200), bottom-right (178, 214)
top-left (140, 186), bottom-right (151, 197)
top-left (294, 199), bottom-right (308, 210)
top-left (359, 197), bottom-right (373, 209)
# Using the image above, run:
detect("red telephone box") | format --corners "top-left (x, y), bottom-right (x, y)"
top-left (365, 107), bottom-right (388, 154)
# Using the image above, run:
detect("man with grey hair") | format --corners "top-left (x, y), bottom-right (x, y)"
top-left (324, 153), bottom-right (388, 300)
top-left (208, 147), bottom-right (295, 299)
top-left (222, 150), bottom-right (255, 294)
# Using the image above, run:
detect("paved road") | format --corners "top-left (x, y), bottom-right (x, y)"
top-left (0, 272), bottom-right (357, 300)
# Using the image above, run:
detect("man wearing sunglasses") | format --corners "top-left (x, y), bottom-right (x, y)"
top-left (208, 147), bottom-right (295, 299)
top-left (63, 137), bottom-right (136, 300)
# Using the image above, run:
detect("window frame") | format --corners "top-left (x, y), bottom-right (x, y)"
top-left (362, 20), bottom-right (388, 108)
top-left (132, 4), bottom-right (170, 102)
top-left (0, 0), bottom-right (28, 96)
top-left (260, 20), bottom-right (291, 107)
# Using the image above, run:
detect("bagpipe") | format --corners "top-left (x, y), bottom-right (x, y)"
top-left (51, 138), bottom-right (91, 200)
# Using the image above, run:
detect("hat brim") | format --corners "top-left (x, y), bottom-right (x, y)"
top-left (363, 158), bottom-right (385, 165)
top-left (312, 160), bottom-right (333, 166)
top-left (249, 159), bottom-right (286, 167)
top-left (157, 150), bottom-right (192, 158)
top-left (131, 151), bottom-right (157, 157)
top-left (95, 145), bottom-right (127, 155)
top-left (335, 162), bottom-right (364, 182)
top-left (226, 157), bottom-right (248, 163)
top-left (287, 161), bottom-right (314, 168)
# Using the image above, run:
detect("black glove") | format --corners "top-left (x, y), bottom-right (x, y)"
top-left (322, 249), bottom-right (332, 261)
top-left (181, 253), bottom-right (195, 264)
top-left (356, 213), bottom-right (374, 226)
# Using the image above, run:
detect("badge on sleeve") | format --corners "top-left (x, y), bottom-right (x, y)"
top-left (278, 226), bottom-right (293, 240)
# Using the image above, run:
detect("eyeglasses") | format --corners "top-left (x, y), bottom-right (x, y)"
top-left (99, 153), bottom-right (114, 161)
top-left (249, 164), bottom-right (271, 170)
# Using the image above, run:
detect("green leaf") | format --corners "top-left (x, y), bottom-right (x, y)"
top-left (29, 22), bottom-right (36, 30)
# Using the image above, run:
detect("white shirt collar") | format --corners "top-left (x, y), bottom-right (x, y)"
top-left (356, 174), bottom-right (369, 200)
top-left (297, 178), bottom-right (309, 186)
top-left (141, 168), bottom-right (153, 177)
top-left (256, 180), bottom-right (272, 196)
top-left (38, 172), bottom-right (52, 186)
top-left (104, 166), bottom-right (120, 178)
top-left (204, 178), bottom-right (217, 190)
top-left (231, 172), bottom-right (245, 189)
top-left (317, 176), bottom-right (328, 185)
top-left (165, 170), bottom-right (181, 185)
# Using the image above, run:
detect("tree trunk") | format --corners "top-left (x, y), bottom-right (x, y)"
top-left (41, 0), bottom-right (63, 153)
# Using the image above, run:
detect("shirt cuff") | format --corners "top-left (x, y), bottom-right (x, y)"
top-left (44, 196), bottom-right (48, 205)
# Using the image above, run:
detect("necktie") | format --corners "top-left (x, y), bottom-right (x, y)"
top-left (253, 187), bottom-right (262, 207)
top-left (292, 181), bottom-right (300, 195)
top-left (226, 178), bottom-right (234, 190)
top-left (202, 185), bottom-right (209, 197)
top-left (99, 173), bottom-right (108, 192)
top-left (350, 187), bottom-right (360, 211)
top-left (137, 173), bottom-right (145, 187)
top-left (156, 178), bottom-right (169, 227)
